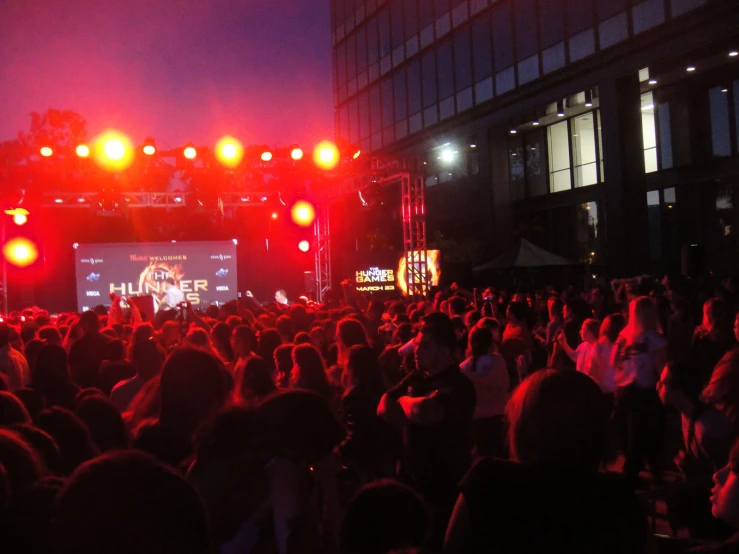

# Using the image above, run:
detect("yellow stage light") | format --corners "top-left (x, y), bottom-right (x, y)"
top-left (313, 141), bottom-right (340, 170)
top-left (214, 136), bottom-right (243, 167)
top-left (75, 144), bottom-right (90, 158)
top-left (91, 130), bottom-right (135, 172)
top-left (40, 146), bottom-right (53, 157)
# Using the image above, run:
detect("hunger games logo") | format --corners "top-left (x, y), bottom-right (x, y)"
top-left (139, 263), bottom-right (185, 306)
top-left (355, 267), bottom-right (396, 292)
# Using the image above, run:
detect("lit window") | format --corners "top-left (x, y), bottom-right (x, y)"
top-left (709, 86), bottom-right (731, 157)
top-left (571, 113), bottom-right (598, 187)
top-left (548, 121), bottom-right (572, 192)
top-left (641, 92), bottom-right (658, 173)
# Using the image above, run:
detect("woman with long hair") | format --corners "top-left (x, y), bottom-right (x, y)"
top-left (691, 298), bottom-right (736, 387)
top-left (291, 344), bottom-right (338, 411)
top-left (31, 344), bottom-right (78, 411)
top-left (256, 328), bottom-right (282, 377)
top-left (211, 323), bottom-right (234, 365)
top-left (611, 296), bottom-right (668, 487)
top-left (460, 326), bottom-right (509, 457)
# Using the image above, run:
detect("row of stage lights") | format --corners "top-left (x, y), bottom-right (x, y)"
top-left (35, 130), bottom-right (360, 173)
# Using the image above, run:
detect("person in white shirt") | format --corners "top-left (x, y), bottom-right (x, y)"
top-left (160, 278), bottom-right (185, 311)
top-left (611, 296), bottom-right (668, 486)
top-left (460, 324), bottom-right (509, 457)
top-left (595, 314), bottom-right (627, 398)
top-left (558, 319), bottom-right (601, 385)
top-left (274, 289), bottom-right (289, 306)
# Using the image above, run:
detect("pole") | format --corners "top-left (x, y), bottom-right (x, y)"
top-left (1, 215), bottom-right (7, 317)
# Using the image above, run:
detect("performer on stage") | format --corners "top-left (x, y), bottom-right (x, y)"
top-left (159, 277), bottom-right (184, 311)
top-left (245, 289), bottom-right (290, 306)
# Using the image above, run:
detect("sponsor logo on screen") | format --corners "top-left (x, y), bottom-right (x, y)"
top-left (216, 286), bottom-right (229, 292)
top-left (86, 291), bottom-right (101, 297)
top-left (210, 254), bottom-right (232, 261)
top-left (86, 273), bottom-right (101, 282)
top-left (81, 258), bottom-right (104, 265)
top-left (215, 268), bottom-right (229, 277)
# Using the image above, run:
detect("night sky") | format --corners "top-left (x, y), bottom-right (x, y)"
top-left (0, 0), bottom-right (334, 150)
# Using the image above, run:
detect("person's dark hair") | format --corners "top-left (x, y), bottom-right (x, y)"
top-left (75, 396), bottom-right (129, 452)
top-left (10, 423), bottom-right (61, 475)
top-left (0, 391), bottom-right (32, 425)
top-left (448, 296), bottom-right (467, 317)
top-left (13, 388), bottom-right (45, 421)
top-left (38, 325), bottom-right (62, 346)
top-left (211, 322), bottom-right (234, 362)
top-left (37, 406), bottom-right (97, 475)
top-left (582, 318), bottom-right (601, 339)
top-left (31, 344), bottom-right (74, 409)
top-left (20, 322), bottom-right (39, 344)
top-left (549, 297), bottom-right (564, 319)
top-left (337, 318), bottom-right (368, 348)
top-left (165, 277), bottom-right (176, 286)
top-left (665, 361), bottom-right (704, 407)
top-left (131, 339), bottom-right (165, 381)
top-left (232, 325), bottom-right (256, 354)
top-left (104, 339), bottom-right (126, 361)
top-left (256, 328), bottom-right (282, 375)
top-left (23, 337), bottom-right (45, 373)
top-left (347, 345), bottom-right (384, 391)
top-left (292, 344), bottom-right (332, 400)
top-left (506, 370), bottom-right (609, 472)
top-left (394, 323), bottom-right (414, 345)
top-left (240, 356), bottom-right (277, 403)
top-left (78, 311), bottom-right (101, 333)
top-left (0, 428), bottom-right (44, 498)
top-left (274, 344), bottom-right (295, 386)
top-left (419, 312), bottom-right (456, 351)
top-left (276, 315), bottom-right (294, 340)
top-left (294, 331), bottom-right (312, 345)
top-left (158, 348), bottom-right (229, 438)
top-left (467, 326), bottom-right (494, 373)
top-left (340, 479), bottom-right (431, 554)
top-left (507, 301), bottom-right (529, 326)
top-left (52, 450), bottom-right (210, 554)
top-left (600, 313), bottom-right (626, 344)
top-left (702, 349), bottom-right (739, 429)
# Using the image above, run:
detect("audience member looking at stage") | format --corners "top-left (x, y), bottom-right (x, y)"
top-left (68, 311), bottom-right (112, 389)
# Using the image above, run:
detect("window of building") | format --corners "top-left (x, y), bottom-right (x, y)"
top-left (359, 90), bottom-right (370, 139)
top-left (509, 137), bottom-right (525, 201)
top-left (419, 0), bottom-right (435, 28)
top-left (367, 16), bottom-right (379, 66)
top-left (407, 59), bottom-right (422, 115)
top-left (437, 38), bottom-right (454, 101)
top-left (597, 109), bottom-right (604, 180)
top-left (632, 0), bottom-right (666, 34)
top-left (349, 98), bottom-right (359, 143)
top-left (472, 15), bottom-right (493, 102)
top-left (339, 104), bottom-right (350, 142)
top-left (525, 128), bottom-right (548, 197)
top-left (565, 0), bottom-right (594, 35)
top-left (658, 102), bottom-right (673, 168)
top-left (597, 0), bottom-right (628, 20)
top-left (671, 0), bottom-right (707, 17)
top-left (378, 7), bottom-right (391, 59)
top-left (454, 27), bottom-right (472, 92)
top-left (641, 92), bottom-right (658, 173)
top-left (370, 83), bottom-right (382, 135)
top-left (515, 0), bottom-right (538, 60)
top-left (548, 121), bottom-right (572, 192)
top-left (538, 0), bottom-right (564, 49)
top-left (569, 29), bottom-right (595, 62)
top-left (492, 3), bottom-right (514, 73)
top-left (422, 50), bottom-right (437, 108)
top-left (404, 0), bottom-right (419, 38)
top-left (599, 12), bottom-right (628, 49)
top-left (391, 0), bottom-right (404, 48)
top-left (571, 112), bottom-right (598, 187)
top-left (356, 25), bottom-right (368, 74)
top-left (576, 202), bottom-right (599, 264)
top-left (336, 42), bottom-right (347, 90)
top-left (381, 77), bottom-right (394, 129)
top-left (542, 43), bottom-right (566, 74)
top-left (394, 69), bottom-right (407, 122)
top-left (709, 86), bottom-right (732, 157)
top-left (647, 190), bottom-right (662, 262)
top-left (734, 81), bottom-right (739, 154)
top-left (346, 34), bottom-right (357, 81)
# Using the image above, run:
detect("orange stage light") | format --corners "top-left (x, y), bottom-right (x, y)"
top-left (92, 130), bottom-right (135, 172)
top-left (40, 146), bottom-right (53, 157)
top-left (143, 145), bottom-right (156, 156)
top-left (3, 237), bottom-right (39, 268)
top-left (298, 240), bottom-right (311, 253)
top-left (313, 141), bottom-right (340, 171)
top-left (261, 151), bottom-right (273, 162)
top-left (214, 136), bottom-right (243, 167)
top-left (290, 200), bottom-right (316, 227)
top-left (75, 144), bottom-right (90, 158)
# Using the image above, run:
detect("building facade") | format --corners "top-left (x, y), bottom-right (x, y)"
top-left (331, 0), bottom-right (739, 277)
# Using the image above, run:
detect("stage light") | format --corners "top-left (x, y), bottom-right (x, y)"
top-left (76, 144), bottom-right (90, 158)
top-left (92, 130), bottom-right (134, 172)
top-left (214, 136), bottom-right (243, 167)
top-left (143, 138), bottom-right (156, 156)
top-left (313, 141), bottom-right (340, 170)
top-left (2, 237), bottom-right (39, 268)
top-left (184, 145), bottom-right (198, 160)
top-left (298, 240), bottom-right (311, 253)
top-left (291, 200), bottom-right (316, 227)
top-left (271, 212), bottom-right (278, 220)
top-left (291, 148), bottom-right (304, 161)
top-left (40, 146), bottom-right (53, 157)
top-left (261, 151), bottom-right (273, 162)
top-left (4, 208), bottom-right (29, 226)
top-left (353, 149), bottom-right (361, 160)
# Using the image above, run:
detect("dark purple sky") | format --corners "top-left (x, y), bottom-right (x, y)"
top-left (0, 0), bottom-right (334, 150)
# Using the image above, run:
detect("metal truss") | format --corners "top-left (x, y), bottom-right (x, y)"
top-left (312, 156), bottom-right (428, 299)
top-left (313, 204), bottom-right (331, 303)
top-left (40, 191), bottom-right (273, 208)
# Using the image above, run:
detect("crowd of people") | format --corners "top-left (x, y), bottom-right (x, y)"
top-left (1, 275), bottom-right (739, 553)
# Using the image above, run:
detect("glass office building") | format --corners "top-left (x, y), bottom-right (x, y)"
top-left (332, 0), bottom-right (739, 276)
